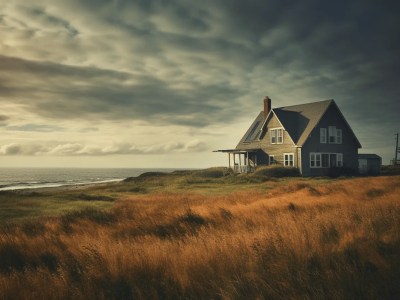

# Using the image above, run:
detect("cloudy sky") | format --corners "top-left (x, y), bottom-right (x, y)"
top-left (0, 0), bottom-right (399, 168)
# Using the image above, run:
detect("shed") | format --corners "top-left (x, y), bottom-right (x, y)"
top-left (358, 154), bottom-right (381, 175)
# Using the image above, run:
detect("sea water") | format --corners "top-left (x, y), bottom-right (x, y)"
top-left (0, 168), bottom-right (177, 191)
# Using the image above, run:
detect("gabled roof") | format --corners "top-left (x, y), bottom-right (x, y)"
top-left (236, 99), bottom-right (361, 149)
top-left (235, 111), bottom-right (264, 149)
top-left (273, 99), bottom-right (333, 145)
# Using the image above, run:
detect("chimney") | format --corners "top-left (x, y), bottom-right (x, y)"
top-left (264, 96), bottom-right (271, 117)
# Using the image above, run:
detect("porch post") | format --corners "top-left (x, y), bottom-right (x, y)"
top-left (228, 153), bottom-right (231, 169)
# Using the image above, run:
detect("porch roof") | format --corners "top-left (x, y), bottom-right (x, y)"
top-left (213, 148), bottom-right (260, 154)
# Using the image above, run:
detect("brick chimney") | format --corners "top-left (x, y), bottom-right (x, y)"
top-left (264, 96), bottom-right (271, 117)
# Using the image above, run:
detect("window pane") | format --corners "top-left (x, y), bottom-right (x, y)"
top-left (278, 129), bottom-right (283, 143)
top-left (320, 128), bottom-right (327, 143)
top-left (316, 154), bottom-right (321, 167)
top-left (336, 129), bottom-right (342, 144)
top-left (337, 153), bottom-right (343, 167)
top-left (271, 129), bottom-right (276, 144)
top-left (329, 126), bottom-right (336, 143)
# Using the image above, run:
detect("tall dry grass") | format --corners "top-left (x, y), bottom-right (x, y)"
top-left (0, 176), bottom-right (399, 299)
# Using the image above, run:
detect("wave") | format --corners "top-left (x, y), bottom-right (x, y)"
top-left (0, 178), bottom-right (123, 191)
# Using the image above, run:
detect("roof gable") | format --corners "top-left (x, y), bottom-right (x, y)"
top-left (236, 98), bottom-right (361, 149)
top-left (265, 99), bottom-right (333, 145)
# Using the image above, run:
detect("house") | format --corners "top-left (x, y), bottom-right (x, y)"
top-left (215, 96), bottom-right (362, 176)
top-left (358, 154), bottom-right (381, 175)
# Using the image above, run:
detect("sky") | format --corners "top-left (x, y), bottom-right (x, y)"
top-left (0, 0), bottom-right (399, 168)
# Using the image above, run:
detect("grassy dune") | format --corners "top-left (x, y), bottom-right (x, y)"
top-left (0, 169), bottom-right (399, 299)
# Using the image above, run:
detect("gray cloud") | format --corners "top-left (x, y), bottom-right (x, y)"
top-left (6, 123), bottom-right (65, 132)
top-left (0, 0), bottom-right (399, 162)
top-left (0, 115), bottom-right (9, 122)
top-left (0, 55), bottom-right (241, 127)
top-left (0, 139), bottom-right (208, 156)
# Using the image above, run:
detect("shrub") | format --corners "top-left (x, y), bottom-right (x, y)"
top-left (76, 193), bottom-right (115, 202)
top-left (192, 167), bottom-right (231, 178)
top-left (366, 188), bottom-right (385, 198)
top-left (254, 165), bottom-right (300, 177)
top-left (21, 221), bottom-right (46, 237)
top-left (328, 167), bottom-right (357, 177)
top-left (129, 186), bottom-right (148, 193)
top-left (0, 243), bottom-right (27, 273)
top-left (60, 207), bottom-right (116, 232)
top-left (288, 202), bottom-right (297, 211)
top-left (151, 210), bottom-right (207, 239)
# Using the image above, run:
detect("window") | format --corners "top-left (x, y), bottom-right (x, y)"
top-left (270, 128), bottom-right (283, 144)
top-left (327, 126), bottom-right (342, 144)
top-left (336, 129), bottom-right (342, 144)
top-left (328, 126), bottom-right (336, 143)
top-left (277, 129), bottom-right (283, 144)
top-left (337, 153), bottom-right (343, 167)
top-left (284, 153), bottom-right (294, 167)
top-left (310, 153), bottom-right (315, 167)
top-left (320, 128), bottom-right (327, 143)
top-left (271, 129), bottom-right (276, 144)
top-left (310, 152), bottom-right (343, 168)
top-left (311, 153), bottom-right (322, 167)
top-left (269, 155), bottom-right (275, 165)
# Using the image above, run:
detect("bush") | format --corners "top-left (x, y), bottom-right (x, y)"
top-left (76, 193), bottom-right (115, 202)
top-left (0, 243), bottom-right (27, 273)
top-left (60, 207), bottom-right (116, 232)
top-left (254, 165), bottom-right (300, 177)
top-left (192, 167), bottom-right (231, 178)
top-left (328, 167), bottom-right (357, 177)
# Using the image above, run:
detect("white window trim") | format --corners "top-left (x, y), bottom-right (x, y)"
top-left (270, 127), bottom-right (284, 144)
top-left (328, 126), bottom-right (336, 144)
top-left (337, 153), bottom-right (343, 167)
top-left (310, 152), bottom-right (344, 168)
top-left (336, 129), bottom-right (342, 144)
top-left (320, 128), bottom-right (327, 144)
top-left (284, 153), bottom-right (294, 167)
top-left (269, 155), bottom-right (275, 165)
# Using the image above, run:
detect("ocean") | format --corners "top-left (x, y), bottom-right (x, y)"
top-left (0, 168), bottom-right (178, 191)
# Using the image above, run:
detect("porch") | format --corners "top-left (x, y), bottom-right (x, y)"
top-left (214, 149), bottom-right (260, 173)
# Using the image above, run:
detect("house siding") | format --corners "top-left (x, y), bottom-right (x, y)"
top-left (259, 113), bottom-right (298, 167)
top-left (301, 104), bottom-right (359, 176)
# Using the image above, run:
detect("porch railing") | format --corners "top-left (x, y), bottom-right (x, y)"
top-left (233, 165), bottom-right (255, 173)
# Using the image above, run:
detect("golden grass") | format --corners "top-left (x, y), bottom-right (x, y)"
top-left (0, 175), bottom-right (399, 299)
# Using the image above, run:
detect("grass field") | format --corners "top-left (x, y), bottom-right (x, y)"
top-left (0, 167), bottom-right (399, 299)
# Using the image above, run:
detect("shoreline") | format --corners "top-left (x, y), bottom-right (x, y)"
top-left (0, 178), bottom-right (124, 192)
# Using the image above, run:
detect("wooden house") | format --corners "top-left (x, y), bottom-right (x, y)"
top-left (216, 97), bottom-right (362, 176)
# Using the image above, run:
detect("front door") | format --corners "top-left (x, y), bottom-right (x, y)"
top-left (359, 159), bottom-right (367, 174)
top-left (329, 154), bottom-right (337, 167)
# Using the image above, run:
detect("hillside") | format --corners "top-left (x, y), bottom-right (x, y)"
top-left (0, 169), bottom-right (399, 299)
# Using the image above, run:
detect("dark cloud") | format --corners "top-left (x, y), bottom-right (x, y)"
top-left (0, 55), bottom-right (242, 127)
top-left (0, 0), bottom-right (399, 162)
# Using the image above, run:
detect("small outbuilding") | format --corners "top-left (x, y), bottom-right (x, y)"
top-left (358, 154), bottom-right (381, 175)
